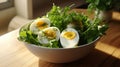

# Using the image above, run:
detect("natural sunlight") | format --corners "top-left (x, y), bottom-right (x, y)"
top-left (0, 0), bottom-right (7, 3)
top-left (96, 41), bottom-right (120, 59)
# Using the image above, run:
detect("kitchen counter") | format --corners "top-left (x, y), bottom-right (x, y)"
top-left (0, 9), bottom-right (120, 67)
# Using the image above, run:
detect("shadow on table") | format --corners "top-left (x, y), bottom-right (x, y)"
top-left (38, 48), bottom-right (120, 67)
top-left (99, 21), bottom-right (120, 48)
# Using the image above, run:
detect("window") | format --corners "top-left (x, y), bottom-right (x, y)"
top-left (0, 0), bottom-right (7, 3)
top-left (0, 0), bottom-right (14, 10)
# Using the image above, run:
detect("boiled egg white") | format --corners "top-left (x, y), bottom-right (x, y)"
top-left (60, 28), bottom-right (79, 48)
top-left (29, 18), bottom-right (50, 34)
top-left (38, 27), bottom-right (60, 45)
top-left (67, 23), bottom-right (76, 28)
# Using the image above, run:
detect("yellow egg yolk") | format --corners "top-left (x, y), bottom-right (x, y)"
top-left (62, 31), bottom-right (76, 40)
top-left (44, 29), bottom-right (56, 39)
top-left (37, 21), bottom-right (48, 30)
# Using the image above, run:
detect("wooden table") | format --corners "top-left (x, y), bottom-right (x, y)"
top-left (0, 9), bottom-right (120, 67)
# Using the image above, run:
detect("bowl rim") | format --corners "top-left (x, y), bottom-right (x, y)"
top-left (23, 36), bottom-right (100, 50)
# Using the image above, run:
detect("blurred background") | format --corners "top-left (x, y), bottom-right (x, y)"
top-left (0, 0), bottom-right (87, 35)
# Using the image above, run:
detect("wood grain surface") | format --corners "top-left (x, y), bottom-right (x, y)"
top-left (0, 9), bottom-right (120, 67)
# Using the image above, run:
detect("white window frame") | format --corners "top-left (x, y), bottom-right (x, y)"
top-left (0, 0), bottom-right (14, 10)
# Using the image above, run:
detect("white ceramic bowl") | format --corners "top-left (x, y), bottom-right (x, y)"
top-left (22, 37), bottom-right (99, 63)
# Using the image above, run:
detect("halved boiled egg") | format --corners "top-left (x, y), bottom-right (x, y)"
top-left (38, 27), bottom-right (60, 45)
top-left (30, 18), bottom-right (50, 34)
top-left (60, 28), bottom-right (79, 48)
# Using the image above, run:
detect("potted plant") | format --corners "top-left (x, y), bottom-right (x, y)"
top-left (86, 0), bottom-right (120, 22)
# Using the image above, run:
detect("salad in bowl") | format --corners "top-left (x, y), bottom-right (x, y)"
top-left (18, 5), bottom-right (108, 63)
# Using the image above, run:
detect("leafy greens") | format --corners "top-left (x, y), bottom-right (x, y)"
top-left (18, 5), bottom-right (108, 48)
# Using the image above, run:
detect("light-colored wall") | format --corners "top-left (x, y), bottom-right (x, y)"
top-left (0, 7), bottom-right (16, 35)
top-left (14, 0), bottom-right (33, 19)
top-left (0, 7), bottom-right (16, 28)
